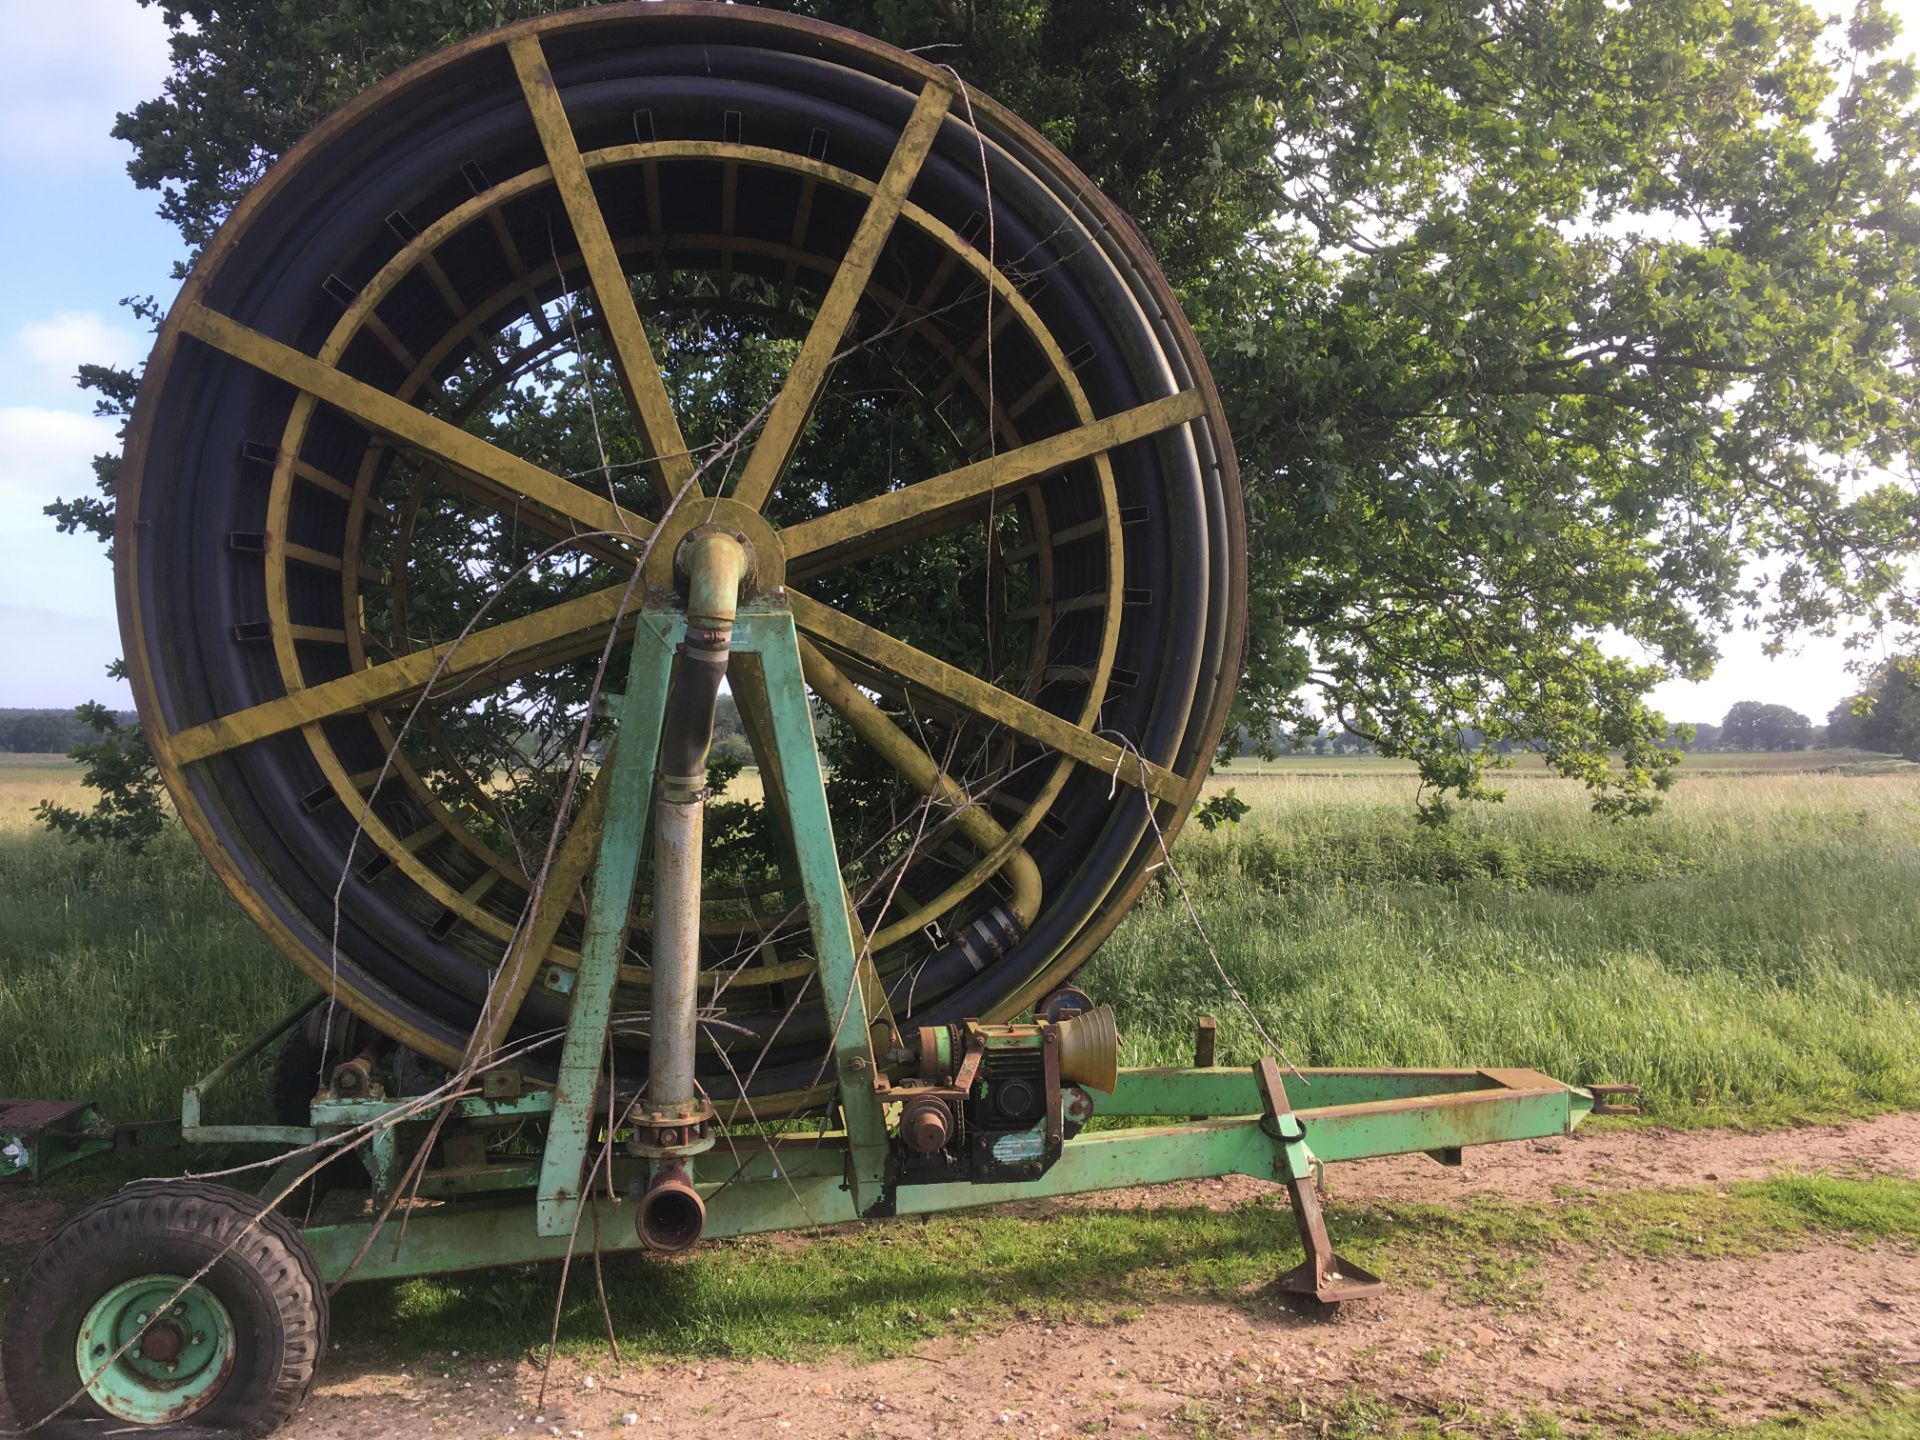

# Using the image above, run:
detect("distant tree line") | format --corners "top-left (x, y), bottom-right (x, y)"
top-left (1826, 658), bottom-right (1920, 760)
top-left (0, 709), bottom-right (139, 754)
top-left (1242, 666), bottom-right (1920, 759)
top-left (1232, 725), bottom-right (1378, 758)
top-left (1662, 662), bottom-right (1920, 756)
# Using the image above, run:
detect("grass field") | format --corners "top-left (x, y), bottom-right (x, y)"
top-left (0, 754), bottom-right (310, 1124)
top-left (3, 748), bottom-right (1919, 1128)
top-left (1102, 753), bottom-right (1920, 1125)
top-left (7, 748), bottom-right (1920, 1435)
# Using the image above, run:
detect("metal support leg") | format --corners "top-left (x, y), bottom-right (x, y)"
top-left (748, 609), bottom-right (891, 1209)
top-left (534, 619), bottom-right (674, 1236)
top-left (1254, 1058), bottom-right (1384, 1304)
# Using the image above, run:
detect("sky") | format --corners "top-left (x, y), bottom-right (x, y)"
top-left (0, 2), bottom-right (1912, 727)
top-left (0, 4), bottom-right (177, 711)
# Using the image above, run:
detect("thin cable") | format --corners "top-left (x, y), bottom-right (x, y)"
top-left (1101, 729), bottom-right (1306, 1085)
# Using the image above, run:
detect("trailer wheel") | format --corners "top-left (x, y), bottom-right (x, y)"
top-left (1, 1181), bottom-right (328, 1436)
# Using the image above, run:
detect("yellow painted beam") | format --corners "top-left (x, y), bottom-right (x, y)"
top-left (787, 593), bottom-right (1186, 804)
top-left (509, 34), bottom-right (696, 506)
top-left (469, 768), bottom-right (611, 1059)
top-left (181, 304), bottom-right (651, 544)
top-left (169, 578), bottom-right (642, 764)
top-left (782, 390), bottom-right (1205, 577)
top-left (730, 81), bottom-right (952, 511)
top-left (800, 638), bottom-right (1042, 937)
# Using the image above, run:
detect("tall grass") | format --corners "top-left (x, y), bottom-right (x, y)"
top-left (1093, 770), bottom-right (1920, 1122)
top-left (3, 754), bottom-right (1918, 1126)
top-left (0, 758), bottom-right (305, 1121)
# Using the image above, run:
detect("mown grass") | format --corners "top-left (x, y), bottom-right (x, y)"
top-left (4, 754), bottom-right (1920, 1127)
top-left (1196, 1376), bottom-right (1920, 1440)
top-left (321, 1171), bottom-right (1920, 1365)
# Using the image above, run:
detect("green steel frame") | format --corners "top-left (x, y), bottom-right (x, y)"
top-left (287, 1064), bottom-right (1594, 1287)
top-left (174, 591), bottom-right (1606, 1299)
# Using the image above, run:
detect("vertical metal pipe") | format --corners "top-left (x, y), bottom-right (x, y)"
top-left (646, 529), bottom-right (749, 1136)
top-left (648, 797), bottom-right (704, 1114)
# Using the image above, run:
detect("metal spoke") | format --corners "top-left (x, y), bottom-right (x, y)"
top-left (509, 34), bottom-right (696, 506)
top-left (729, 81), bottom-right (953, 512)
top-left (181, 304), bottom-right (652, 543)
top-left (787, 593), bottom-right (1185, 804)
top-left (799, 638), bottom-right (1043, 941)
top-left (468, 766), bottom-right (611, 1060)
top-left (169, 579), bottom-right (641, 764)
top-left (782, 391), bottom-right (1206, 579)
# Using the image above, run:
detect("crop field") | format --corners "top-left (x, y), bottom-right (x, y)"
top-left (5, 747), bottom-right (1918, 1128)
top-left (0, 754), bottom-right (312, 1124)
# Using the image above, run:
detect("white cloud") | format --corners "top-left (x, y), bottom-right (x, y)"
top-left (0, 3), bottom-right (173, 170)
top-left (12, 310), bottom-right (147, 400)
top-left (0, 405), bottom-right (117, 513)
top-left (0, 408), bottom-right (122, 697)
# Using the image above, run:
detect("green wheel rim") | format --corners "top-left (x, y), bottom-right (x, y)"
top-left (74, 1273), bottom-right (236, 1424)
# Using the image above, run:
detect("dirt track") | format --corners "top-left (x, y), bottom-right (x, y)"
top-left (6, 1114), bottom-right (1919, 1438)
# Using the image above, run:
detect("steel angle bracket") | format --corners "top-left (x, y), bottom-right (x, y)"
top-left (534, 611), bottom-right (673, 1237)
top-left (1253, 1058), bottom-right (1385, 1305)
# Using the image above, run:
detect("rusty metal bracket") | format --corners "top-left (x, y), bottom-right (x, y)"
top-left (1585, 1083), bottom-right (1643, 1117)
top-left (1254, 1058), bottom-right (1386, 1305)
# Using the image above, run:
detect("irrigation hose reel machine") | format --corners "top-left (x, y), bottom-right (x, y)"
top-left (1, 8), bottom-right (1630, 1434)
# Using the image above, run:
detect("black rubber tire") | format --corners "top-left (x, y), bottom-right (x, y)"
top-left (268, 1025), bottom-right (327, 1132)
top-left (1, 1181), bottom-right (329, 1438)
top-left (268, 1007), bottom-right (367, 1129)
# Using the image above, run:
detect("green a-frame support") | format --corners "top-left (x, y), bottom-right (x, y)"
top-left (170, 584), bottom-right (1621, 1302)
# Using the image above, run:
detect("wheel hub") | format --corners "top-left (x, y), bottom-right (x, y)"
top-left (75, 1274), bottom-right (236, 1423)
top-left (138, 1322), bottom-right (185, 1364)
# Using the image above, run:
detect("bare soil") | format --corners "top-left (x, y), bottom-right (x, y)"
top-left (6, 1113), bottom-right (1919, 1438)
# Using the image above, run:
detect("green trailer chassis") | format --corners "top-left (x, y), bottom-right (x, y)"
top-left (161, 592), bottom-right (1623, 1304)
top-left (12, 590), bottom-right (1632, 1308)
top-left (285, 1059), bottom-right (1599, 1300)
